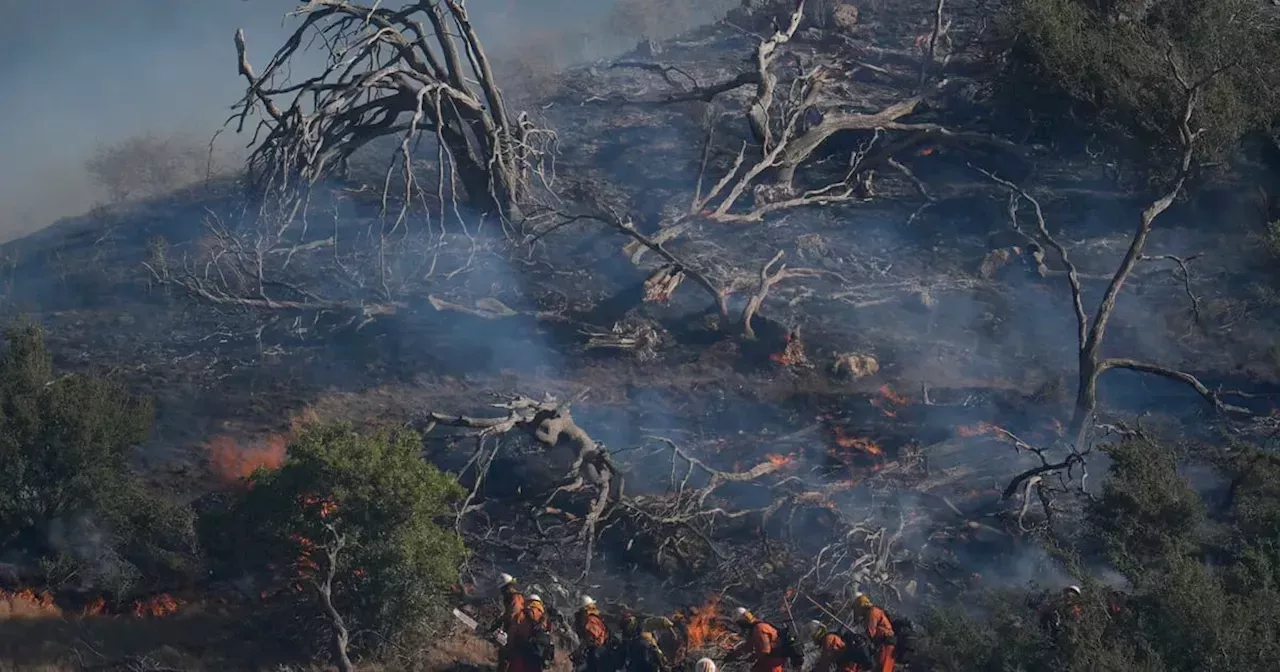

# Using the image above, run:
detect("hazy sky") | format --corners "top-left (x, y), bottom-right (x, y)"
top-left (0, 0), bottom-right (621, 240)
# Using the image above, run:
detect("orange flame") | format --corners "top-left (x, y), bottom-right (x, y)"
top-left (0, 589), bottom-right (61, 620)
top-left (833, 427), bottom-right (885, 456)
top-left (683, 597), bottom-right (740, 651)
top-left (131, 594), bottom-right (181, 618)
top-left (917, 146), bottom-right (936, 156)
top-left (870, 385), bottom-right (909, 417)
top-left (206, 433), bottom-right (288, 486)
top-left (766, 453), bottom-right (796, 468)
top-left (81, 597), bottom-right (107, 616)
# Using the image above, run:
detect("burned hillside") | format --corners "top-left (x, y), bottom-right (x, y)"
top-left (2, 0), bottom-right (1280, 670)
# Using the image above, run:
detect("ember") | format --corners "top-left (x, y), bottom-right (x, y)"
top-left (956, 422), bottom-right (1000, 438)
top-left (770, 329), bottom-right (807, 366)
top-left (766, 453), bottom-right (796, 468)
top-left (206, 432), bottom-right (289, 485)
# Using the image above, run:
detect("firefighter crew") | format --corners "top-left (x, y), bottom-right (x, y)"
top-left (510, 594), bottom-right (551, 672)
top-left (573, 595), bottom-right (610, 672)
top-left (853, 595), bottom-right (895, 672)
top-left (491, 573), bottom-right (526, 672)
top-left (731, 607), bottom-right (786, 672)
top-left (807, 620), bottom-right (865, 672)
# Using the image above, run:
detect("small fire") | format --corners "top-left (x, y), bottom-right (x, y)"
top-left (81, 597), bottom-right (107, 616)
top-left (0, 589), bottom-right (61, 620)
top-left (917, 146), bottom-right (936, 156)
top-left (833, 427), bottom-right (885, 456)
top-left (766, 453), bottom-right (796, 468)
top-left (870, 385), bottom-right (909, 417)
top-left (131, 594), bottom-right (181, 618)
top-left (770, 329), bottom-right (807, 366)
top-left (288, 494), bottom-right (343, 589)
top-left (683, 597), bottom-right (740, 651)
top-left (206, 433), bottom-right (289, 485)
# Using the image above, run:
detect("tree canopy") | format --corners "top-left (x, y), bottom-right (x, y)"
top-left (989, 0), bottom-right (1280, 173)
top-left (0, 323), bottom-right (194, 599)
top-left (915, 436), bottom-right (1280, 671)
top-left (200, 422), bottom-right (467, 660)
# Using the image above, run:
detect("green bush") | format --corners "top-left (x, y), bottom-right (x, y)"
top-left (914, 437), bottom-right (1280, 671)
top-left (0, 322), bottom-right (196, 598)
top-left (201, 422), bottom-right (467, 660)
top-left (987, 0), bottom-right (1280, 173)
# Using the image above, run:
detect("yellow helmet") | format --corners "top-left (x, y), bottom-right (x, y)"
top-left (854, 594), bottom-right (873, 609)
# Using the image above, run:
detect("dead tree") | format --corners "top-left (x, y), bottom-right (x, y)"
top-left (978, 54), bottom-right (1253, 500)
top-left (422, 393), bottom-right (620, 580)
top-left (313, 523), bottom-right (354, 672)
top-left (230, 0), bottom-right (553, 220)
top-left (611, 0), bottom-right (1009, 224)
top-left (147, 1), bottom-right (558, 329)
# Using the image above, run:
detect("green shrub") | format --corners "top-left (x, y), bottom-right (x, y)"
top-left (201, 422), bottom-right (467, 660)
top-left (0, 322), bottom-right (195, 598)
top-left (987, 0), bottom-right (1280, 173)
top-left (915, 436), bottom-right (1280, 671)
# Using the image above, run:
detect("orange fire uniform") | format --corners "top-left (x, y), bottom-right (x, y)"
top-left (575, 605), bottom-right (609, 647)
top-left (508, 600), bottom-right (549, 672)
top-left (495, 588), bottom-right (527, 672)
top-left (746, 621), bottom-right (787, 672)
top-left (814, 632), bottom-right (863, 672)
top-left (864, 607), bottom-right (895, 672)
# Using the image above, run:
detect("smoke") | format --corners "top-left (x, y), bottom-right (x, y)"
top-left (0, 0), bottom-right (730, 242)
top-left (45, 514), bottom-right (140, 595)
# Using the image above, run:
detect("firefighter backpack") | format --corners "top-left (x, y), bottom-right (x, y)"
top-left (835, 630), bottom-right (874, 668)
top-left (884, 612), bottom-right (917, 662)
top-left (772, 625), bottom-right (806, 668)
top-left (527, 622), bottom-right (556, 668)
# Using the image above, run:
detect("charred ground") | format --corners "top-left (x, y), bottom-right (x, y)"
top-left (2, 0), bottom-right (1280, 670)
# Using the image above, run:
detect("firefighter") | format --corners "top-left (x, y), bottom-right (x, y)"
top-left (1039, 585), bottom-right (1083, 635)
top-left (694, 659), bottom-right (716, 672)
top-left (619, 609), bottom-right (674, 672)
top-left (853, 595), bottom-right (895, 672)
top-left (669, 608), bottom-right (691, 667)
top-left (573, 595), bottom-right (610, 672)
top-left (807, 620), bottom-right (868, 672)
top-left (491, 573), bottom-right (526, 672)
top-left (729, 607), bottom-right (787, 672)
top-left (510, 594), bottom-right (554, 672)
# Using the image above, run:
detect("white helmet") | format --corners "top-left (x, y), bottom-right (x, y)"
top-left (695, 659), bottom-right (717, 672)
top-left (1065, 585), bottom-right (1082, 595)
top-left (581, 595), bottom-right (596, 608)
top-left (498, 573), bottom-right (515, 586)
top-left (528, 594), bottom-right (543, 603)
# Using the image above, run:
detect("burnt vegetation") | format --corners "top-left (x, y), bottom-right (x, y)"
top-left (3, 0), bottom-right (1280, 670)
